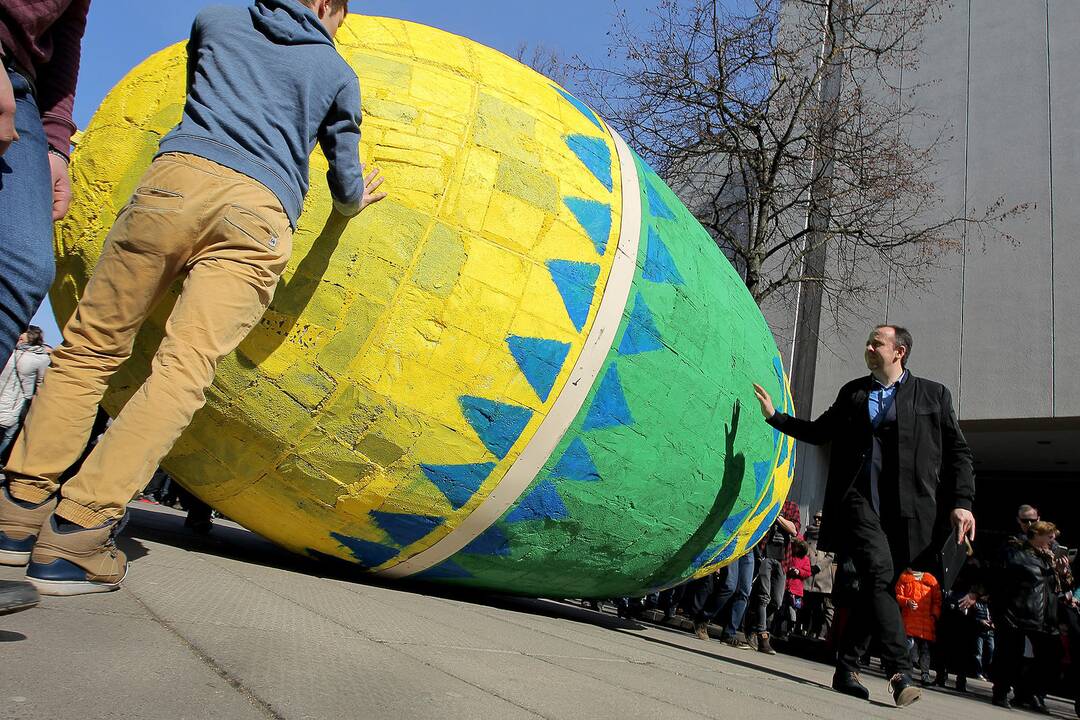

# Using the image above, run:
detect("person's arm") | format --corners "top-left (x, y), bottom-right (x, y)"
top-left (34, 0), bottom-right (91, 220)
top-left (34, 357), bottom-right (46, 389)
top-left (775, 515), bottom-right (797, 536)
top-left (939, 386), bottom-right (976, 540)
top-left (753, 383), bottom-right (848, 445)
top-left (319, 76), bottom-right (385, 216)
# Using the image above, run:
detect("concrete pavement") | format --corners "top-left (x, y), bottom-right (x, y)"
top-left (0, 505), bottom-right (1069, 719)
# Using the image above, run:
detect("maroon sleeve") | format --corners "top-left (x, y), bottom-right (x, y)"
top-left (36, 0), bottom-right (91, 156)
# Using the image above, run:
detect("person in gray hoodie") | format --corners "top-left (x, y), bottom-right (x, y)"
top-left (0, 0), bottom-right (386, 597)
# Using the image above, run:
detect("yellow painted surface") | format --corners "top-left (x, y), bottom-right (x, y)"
top-left (55, 16), bottom-right (621, 566)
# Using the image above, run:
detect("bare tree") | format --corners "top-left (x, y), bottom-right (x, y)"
top-left (573, 0), bottom-right (1026, 324)
top-left (514, 42), bottom-right (572, 88)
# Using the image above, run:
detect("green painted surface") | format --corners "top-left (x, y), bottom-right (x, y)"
top-left (439, 152), bottom-right (786, 598)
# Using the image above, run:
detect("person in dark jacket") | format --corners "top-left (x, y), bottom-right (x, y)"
top-left (990, 520), bottom-right (1060, 712)
top-left (753, 325), bottom-right (975, 708)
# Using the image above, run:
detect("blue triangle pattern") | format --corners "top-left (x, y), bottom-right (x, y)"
top-left (583, 364), bottom-right (634, 431)
top-left (506, 336), bottom-right (571, 403)
top-left (369, 510), bottom-right (445, 547)
top-left (461, 525), bottom-right (511, 556)
top-left (753, 460), bottom-right (773, 494)
top-left (563, 197), bottom-right (612, 255)
top-left (645, 180), bottom-right (675, 219)
top-left (421, 462), bottom-right (495, 510)
top-left (618, 293), bottom-right (664, 355)
top-left (565, 135), bottom-right (613, 191)
top-left (506, 480), bottom-right (570, 523)
top-left (552, 85), bottom-right (604, 130)
top-left (692, 543), bottom-right (724, 570)
top-left (329, 533), bottom-right (400, 568)
top-left (744, 503), bottom-right (781, 549)
top-left (415, 560), bottom-right (473, 580)
top-left (546, 259), bottom-right (600, 332)
top-left (719, 504), bottom-right (753, 537)
top-left (712, 540), bottom-right (740, 566)
top-left (459, 396), bottom-right (534, 460)
top-left (643, 227), bottom-right (685, 285)
top-left (551, 438), bottom-right (600, 482)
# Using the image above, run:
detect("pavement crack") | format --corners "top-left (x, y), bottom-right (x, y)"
top-left (121, 586), bottom-right (285, 720)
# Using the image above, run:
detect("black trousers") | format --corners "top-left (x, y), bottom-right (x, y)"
top-left (835, 493), bottom-right (912, 676)
top-left (992, 626), bottom-right (1060, 701)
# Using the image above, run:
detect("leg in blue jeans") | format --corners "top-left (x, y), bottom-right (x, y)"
top-left (0, 70), bottom-right (56, 353)
top-left (725, 553), bottom-right (755, 637)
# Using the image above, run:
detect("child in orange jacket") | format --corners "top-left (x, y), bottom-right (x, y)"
top-left (896, 568), bottom-right (942, 685)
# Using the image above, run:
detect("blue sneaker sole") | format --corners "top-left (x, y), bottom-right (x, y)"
top-left (26, 558), bottom-right (127, 596)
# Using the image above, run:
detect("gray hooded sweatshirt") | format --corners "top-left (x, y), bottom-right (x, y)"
top-left (157, 0), bottom-right (364, 227)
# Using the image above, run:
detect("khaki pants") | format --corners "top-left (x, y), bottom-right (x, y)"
top-left (5, 153), bottom-right (292, 527)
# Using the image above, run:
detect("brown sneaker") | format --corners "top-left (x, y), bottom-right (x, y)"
top-left (0, 484), bottom-right (57, 566)
top-left (757, 632), bottom-right (776, 655)
top-left (26, 515), bottom-right (127, 596)
top-left (693, 621), bottom-right (711, 641)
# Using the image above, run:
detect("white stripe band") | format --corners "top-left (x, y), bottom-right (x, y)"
top-left (377, 128), bottom-right (643, 578)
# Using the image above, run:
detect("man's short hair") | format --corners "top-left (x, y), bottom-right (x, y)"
top-left (1017, 504), bottom-right (1039, 519)
top-left (301, 0), bottom-right (349, 14)
top-left (876, 324), bottom-right (913, 367)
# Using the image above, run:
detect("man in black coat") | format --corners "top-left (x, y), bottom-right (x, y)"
top-left (753, 325), bottom-right (975, 707)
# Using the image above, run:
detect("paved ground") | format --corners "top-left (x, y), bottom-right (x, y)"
top-left (0, 505), bottom-right (1073, 720)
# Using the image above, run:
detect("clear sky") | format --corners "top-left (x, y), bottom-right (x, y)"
top-left (31, 0), bottom-right (654, 345)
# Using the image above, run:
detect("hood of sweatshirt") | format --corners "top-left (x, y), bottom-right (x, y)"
top-left (249, 0), bottom-right (335, 47)
top-left (16, 344), bottom-right (49, 355)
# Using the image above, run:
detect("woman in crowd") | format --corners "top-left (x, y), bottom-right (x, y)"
top-left (0, 326), bottom-right (50, 462)
top-left (990, 520), bottom-right (1060, 712)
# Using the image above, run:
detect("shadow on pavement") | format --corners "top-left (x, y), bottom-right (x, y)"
top-left (0, 630), bottom-right (27, 642)
top-left (609, 628), bottom-right (897, 709)
top-left (121, 505), bottom-right (649, 631)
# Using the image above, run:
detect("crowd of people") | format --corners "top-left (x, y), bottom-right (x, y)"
top-left (599, 501), bottom-right (1080, 716)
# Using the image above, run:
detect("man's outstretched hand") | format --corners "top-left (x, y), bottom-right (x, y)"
top-left (752, 383), bottom-right (775, 420)
top-left (358, 163), bottom-right (386, 213)
top-left (951, 507), bottom-right (976, 542)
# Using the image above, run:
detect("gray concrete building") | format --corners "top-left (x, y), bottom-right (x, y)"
top-left (781, 0), bottom-right (1080, 538)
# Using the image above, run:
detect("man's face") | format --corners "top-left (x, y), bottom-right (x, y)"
top-left (1018, 508), bottom-right (1039, 533)
top-left (812, 514), bottom-right (822, 527)
top-left (865, 327), bottom-right (903, 374)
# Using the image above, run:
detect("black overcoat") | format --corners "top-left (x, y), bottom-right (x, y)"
top-left (767, 372), bottom-right (975, 566)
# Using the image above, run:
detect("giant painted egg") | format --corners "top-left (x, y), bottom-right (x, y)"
top-left (54, 16), bottom-right (795, 597)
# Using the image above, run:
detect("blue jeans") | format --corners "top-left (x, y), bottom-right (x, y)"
top-left (974, 630), bottom-right (995, 676)
top-left (0, 69), bottom-right (56, 353)
top-left (718, 552), bottom-right (755, 637)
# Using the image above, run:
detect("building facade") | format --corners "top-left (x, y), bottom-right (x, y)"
top-left (783, 0), bottom-right (1080, 538)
